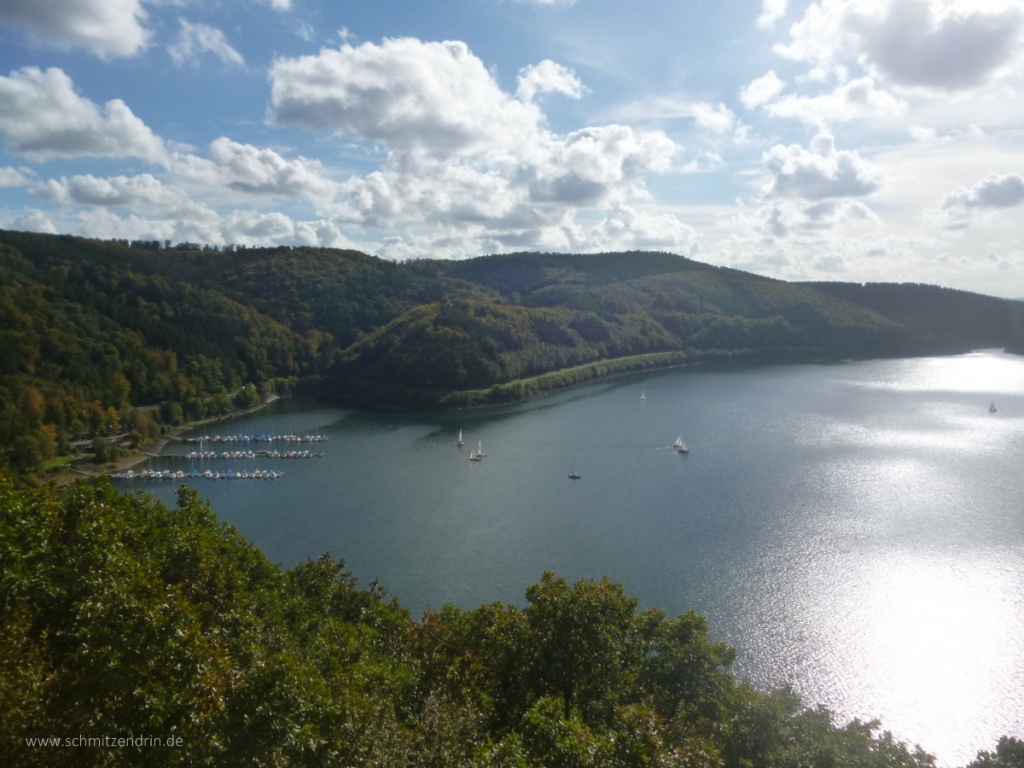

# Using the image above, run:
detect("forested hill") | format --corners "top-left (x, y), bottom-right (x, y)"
top-left (2, 229), bottom-right (1022, 474)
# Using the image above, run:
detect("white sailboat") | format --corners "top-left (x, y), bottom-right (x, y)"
top-left (673, 433), bottom-right (689, 454)
top-left (640, 389), bottom-right (646, 400)
top-left (476, 441), bottom-right (486, 458)
top-left (569, 459), bottom-right (581, 479)
top-left (457, 429), bottom-right (464, 446)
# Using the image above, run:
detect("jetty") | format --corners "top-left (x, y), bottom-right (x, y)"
top-left (184, 433), bottom-right (329, 444)
top-left (109, 468), bottom-right (285, 481)
top-left (182, 449), bottom-right (323, 460)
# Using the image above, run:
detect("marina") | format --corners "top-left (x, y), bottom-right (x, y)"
top-left (109, 430), bottom-right (329, 481)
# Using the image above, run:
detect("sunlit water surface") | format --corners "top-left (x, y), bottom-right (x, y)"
top-left (124, 350), bottom-right (1024, 765)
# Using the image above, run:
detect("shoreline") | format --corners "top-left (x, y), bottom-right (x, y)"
top-left (62, 395), bottom-right (282, 482)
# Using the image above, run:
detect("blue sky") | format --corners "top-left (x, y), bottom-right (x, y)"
top-left (1, 0), bottom-right (1023, 297)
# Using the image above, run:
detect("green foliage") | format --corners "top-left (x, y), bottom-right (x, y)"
top-left (966, 737), bottom-right (1024, 768)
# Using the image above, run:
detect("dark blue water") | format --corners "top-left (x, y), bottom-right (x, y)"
top-left (122, 350), bottom-right (1024, 765)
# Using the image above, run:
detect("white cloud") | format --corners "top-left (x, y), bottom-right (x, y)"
top-left (762, 134), bottom-right (885, 200)
top-left (0, 0), bottom-right (150, 58)
top-left (36, 173), bottom-right (185, 209)
top-left (0, 167), bottom-right (31, 187)
top-left (851, 0), bottom-right (1024, 92)
top-left (269, 38), bottom-right (545, 159)
top-left (515, 59), bottom-right (587, 102)
top-left (168, 19), bottom-right (245, 68)
top-left (758, 0), bottom-right (791, 28)
top-left (10, 209), bottom-right (58, 234)
top-left (762, 77), bottom-right (907, 128)
top-left (588, 204), bottom-right (699, 252)
top-left (530, 125), bottom-right (677, 205)
top-left (740, 71), bottom-right (786, 110)
top-left (173, 138), bottom-right (337, 200)
top-left (268, 36), bottom-right (683, 252)
top-left (774, 0), bottom-right (1024, 94)
top-left (691, 102), bottom-right (738, 134)
top-left (0, 67), bottom-right (168, 163)
top-left (938, 172), bottom-right (1024, 228)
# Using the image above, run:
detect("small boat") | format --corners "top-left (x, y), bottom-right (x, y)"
top-left (476, 441), bottom-right (486, 458)
top-left (569, 460), bottom-right (581, 479)
top-left (640, 390), bottom-right (646, 400)
top-left (673, 433), bottom-right (689, 454)
top-left (457, 429), bottom-right (465, 446)
top-left (989, 401), bottom-right (997, 413)
top-left (469, 448), bottom-right (481, 462)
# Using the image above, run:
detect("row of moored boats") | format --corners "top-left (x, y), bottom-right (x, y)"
top-left (183, 450), bottom-right (323, 460)
top-left (109, 468), bottom-right (285, 481)
top-left (185, 433), bottom-right (329, 444)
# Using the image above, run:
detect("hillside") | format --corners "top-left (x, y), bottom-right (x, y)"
top-left (1, 229), bottom-right (1022, 475)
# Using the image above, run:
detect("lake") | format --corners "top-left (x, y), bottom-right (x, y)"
top-left (121, 349), bottom-right (1024, 766)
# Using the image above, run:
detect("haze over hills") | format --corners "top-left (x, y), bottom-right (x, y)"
top-left (1, 228), bottom-right (1022, 474)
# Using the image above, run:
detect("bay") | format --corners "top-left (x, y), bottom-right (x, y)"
top-left (121, 349), bottom-right (1024, 766)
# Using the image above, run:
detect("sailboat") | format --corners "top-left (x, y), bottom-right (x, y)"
top-left (457, 429), bottom-right (464, 446)
top-left (640, 390), bottom-right (646, 400)
top-left (673, 433), bottom-right (689, 454)
top-left (989, 401), bottom-right (997, 413)
top-left (569, 459), bottom-right (581, 479)
top-left (469, 448), bottom-right (481, 461)
top-left (476, 441), bottom-right (486, 458)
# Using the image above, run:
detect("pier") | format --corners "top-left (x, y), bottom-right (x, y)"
top-left (183, 433), bottom-right (329, 444)
top-left (109, 468), bottom-right (285, 481)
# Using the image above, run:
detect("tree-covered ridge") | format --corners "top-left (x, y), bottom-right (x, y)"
top-left (0, 236), bottom-right (329, 474)
top-left (2, 229), bottom-right (1023, 475)
top-left (8, 468), bottom-right (1021, 767)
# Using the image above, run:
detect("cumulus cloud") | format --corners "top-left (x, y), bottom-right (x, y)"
top-left (173, 138), bottom-right (337, 200)
top-left (740, 71), bottom-right (786, 110)
top-left (938, 172), bottom-right (1024, 228)
top-left (515, 59), bottom-right (587, 102)
top-left (10, 209), bottom-right (58, 234)
top-left (0, 167), bottom-right (31, 187)
top-left (36, 173), bottom-right (185, 209)
top-left (268, 37), bottom-right (683, 252)
top-left (762, 77), bottom-right (906, 128)
top-left (775, 0), bottom-right (1024, 93)
top-left (0, 67), bottom-right (168, 163)
top-left (168, 19), bottom-right (245, 68)
top-left (530, 125), bottom-right (677, 204)
top-left (0, 0), bottom-right (150, 58)
top-left (691, 102), bottom-right (738, 134)
top-left (588, 204), bottom-right (699, 251)
top-left (852, 0), bottom-right (1024, 91)
top-left (269, 38), bottom-right (545, 158)
top-left (757, 0), bottom-right (791, 28)
top-left (762, 134), bottom-right (884, 200)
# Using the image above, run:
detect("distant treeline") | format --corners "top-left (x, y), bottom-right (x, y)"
top-left (5, 467), bottom-right (1024, 767)
top-left (2, 229), bottom-right (1022, 476)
